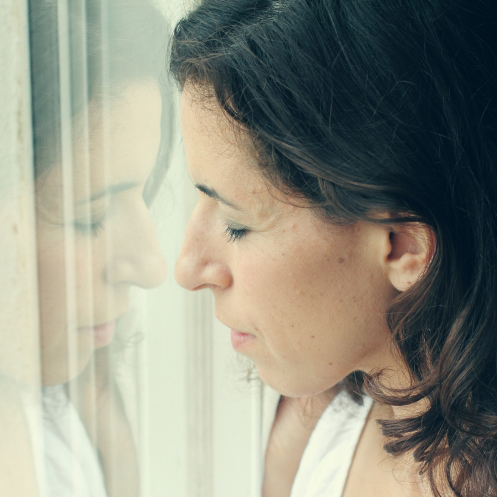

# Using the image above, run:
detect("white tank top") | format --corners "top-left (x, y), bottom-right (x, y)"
top-left (289, 390), bottom-right (373, 497)
top-left (41, 386), bottom-right (108, 497)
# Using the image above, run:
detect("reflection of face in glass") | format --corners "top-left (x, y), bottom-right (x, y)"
top-left (35, 82), bottom-right (167, 385)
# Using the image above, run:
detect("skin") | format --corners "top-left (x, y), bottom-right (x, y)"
top-left (35, 81), bottom-right (167, 386)
top-left (177, 88), bottom-right (402, 398)
top-left (176, 88), bottom-right (434, 497)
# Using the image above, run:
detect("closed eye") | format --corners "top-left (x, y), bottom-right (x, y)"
top-left (73, 216), bottom-right (107, 238)
top-left (224, 225), bottom-right (248, 242)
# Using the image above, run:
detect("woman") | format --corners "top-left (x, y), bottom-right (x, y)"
top-left (170, 0), bottom-right (497, 496)
top-left (1, 1), bottom-right (172, 495)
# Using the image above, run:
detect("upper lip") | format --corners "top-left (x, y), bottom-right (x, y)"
top-left (216, 315), bottom-right (236, 330)
top-left (92, 321), bottom-right (115, 328)
top-left (215, 313), bottom-right (256, 336)
top-left (81, 310), bottom-right (128, 329)
top-left (219, 321), bottom-right (255, 336)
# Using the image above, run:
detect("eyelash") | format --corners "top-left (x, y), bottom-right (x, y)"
top-left (224, 225), bottom-right (248, 242)
top-left (74, 217), bottom-right (107, 238)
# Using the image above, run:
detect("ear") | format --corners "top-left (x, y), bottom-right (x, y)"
top-left (386, 224), bottom-right (435, 292)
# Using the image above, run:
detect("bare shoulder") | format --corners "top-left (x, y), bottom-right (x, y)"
top-left (342, 401), bottom-right (430, 497)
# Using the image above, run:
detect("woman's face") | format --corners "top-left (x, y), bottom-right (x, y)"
top-left (176, 90), bottom-right (400, 397)
top-left (36, 82), bottom-right (167, 385)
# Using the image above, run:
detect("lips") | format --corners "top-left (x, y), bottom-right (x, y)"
top-left (216, 313), bottom-right (257, 351)
top-left (78, 320), bottom-right (117, 347)
top-left (92, 320), bottom-right (117, 347)
top-left (230, 329), bottom-right (256, 351)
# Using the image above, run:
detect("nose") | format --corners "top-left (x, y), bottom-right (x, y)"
top-left (174, 203), bottom-right (232, 291)
top-left (105, 204), bottom-right (167, 289)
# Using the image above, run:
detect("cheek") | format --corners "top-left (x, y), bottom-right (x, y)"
top-left (36, 233), bottom-right (107, 332)
top-left (233, 245), bottom-right (336, 345)
top-left (235, 240), bottom-right (391, 367)
top-left (37, 236), bottom-right (67, 328)
top-left (73, 240), bottom-right (106, 296)
top-left (36, 240), bottom-right (72, 374)
top-left (71, 240), bottom-right (115, 330)
top-left (36, 236), bottom-right (101, 384)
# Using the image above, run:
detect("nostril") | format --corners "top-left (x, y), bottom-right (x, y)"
top-left (131, 239), bottom-right (168, 289)
top-left (174, 254), bottom-right (232, 291)
top-left (104, 260), bottom-right (129, 285)
top-left (204, 262), bottom-right (233, 290)
top-left (104, 246), bottom-right (167, 289)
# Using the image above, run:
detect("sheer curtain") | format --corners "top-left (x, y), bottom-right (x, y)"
top-left (0, 1), bottom-right (276, 496)
top-left (0, 0), bottom-right (41, 495)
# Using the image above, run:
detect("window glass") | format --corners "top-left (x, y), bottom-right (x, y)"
top-left (0, 1), bottom-right (271, 496)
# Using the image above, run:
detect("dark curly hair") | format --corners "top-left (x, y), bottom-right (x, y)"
top-left (169, 0), bottom-right (497, 495)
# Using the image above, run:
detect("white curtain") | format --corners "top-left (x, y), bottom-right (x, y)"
top-left (0, 1), bottom-right (276, 496)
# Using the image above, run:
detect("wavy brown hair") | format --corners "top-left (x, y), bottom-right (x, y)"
top-left (170, 0), bottom-right (497, 495)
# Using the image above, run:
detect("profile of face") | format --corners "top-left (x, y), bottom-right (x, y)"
top-left (176, 89), bottom-right (428, 397)
top-left (35, 82), bottom-right (167, 386)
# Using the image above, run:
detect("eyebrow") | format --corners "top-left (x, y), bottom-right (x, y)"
top-left (195, 184), bottom-right (242, 210)
top-left (77, 181), bottom-right (140, 204)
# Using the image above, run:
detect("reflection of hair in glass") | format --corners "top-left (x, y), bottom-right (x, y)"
top-left (29, 0), bottom-right (173, 202)
top-left (170, 1), bottom-right (497, 495)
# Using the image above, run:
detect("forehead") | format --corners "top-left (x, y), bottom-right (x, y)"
top-left (37, 82), bottom-right (162, 210)
top-left (180, 88), bottom-right (280, 207)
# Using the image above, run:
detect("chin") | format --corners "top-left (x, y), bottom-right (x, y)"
top-left (257, 366), bottom-right (337, 398)
top-left (41, 352), bottom-right (94, 386)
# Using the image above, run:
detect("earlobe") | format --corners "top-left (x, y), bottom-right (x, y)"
top-left (386, 224), bottom-right (435, 292)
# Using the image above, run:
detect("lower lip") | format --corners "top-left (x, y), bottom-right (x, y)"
top-left (230, 329), bottom-right (256, 351)
top-left (78, 321), bottom-right (117, 347)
